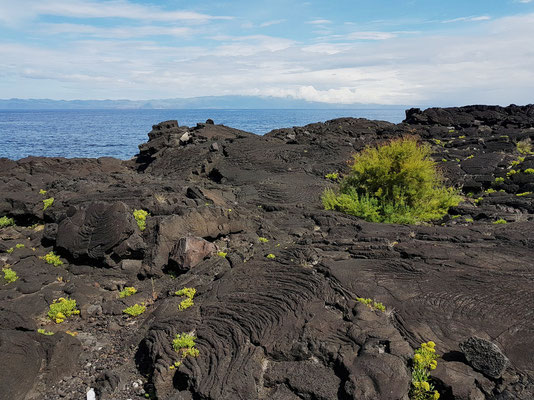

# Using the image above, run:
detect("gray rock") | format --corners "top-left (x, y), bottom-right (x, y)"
top-left (460, 337), bottom-right (509, 379)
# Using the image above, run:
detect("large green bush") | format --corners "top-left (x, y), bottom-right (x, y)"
top-left (322, 137), bottom-right (460, 224)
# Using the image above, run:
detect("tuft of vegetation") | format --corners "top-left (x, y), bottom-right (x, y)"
top-left (0, 216), bottom-right (15, 228)
top-left (356, 297), bottom-right (386, 312)
top-left (133, 209), bottom-right (149, 231)
top-left (48, 297), bottom-right (80, 323)
top-left (43, 197), bottom-right (54, 211)
top-left (517, 192), bottom-right (532, 197)
top-left (266, 253), bottom-right (276, 259)
top-left (465, 217), bottom-right (474, 223)
top-left (123, 303), bottom-right (146, 317)
top-left (119, 286), bottom-right (137, 298)
top-left (524, 168), bottom-right (534, 175)
top-left (507, 170), bottom-right (517, 177)
top-left (39, 189), bottom-right (47, 195)
top-left (493, 219), bottom-right (507, 224)
top-left (173, 333), bottom-right (200, 359)
top-left (516, 139), bottom-right (532, 155)
top-left (494, 177), bottom-right (505, 184)
top-left (175, 287), bottom-right (197, 311)
top-left (217, 251), bottom-right (227, 258)
top-left (258, 237), bottom-right (269, 243)
top-left (410, 341), bottom-right (440, 400)
top-left (41, 251), bottom-right (63, 267)
top-left (325, 172), bottom-right (340, 181)
top-left (322, 137), bottom-right (461, 224)
top-left (485, 188), bottom-right (496, 194)
top-left (37, 328), bottom-right (54, 335)
top-left (3, 266), bottom-right (18, 284)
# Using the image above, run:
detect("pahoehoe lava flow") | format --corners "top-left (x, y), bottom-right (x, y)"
top-left (1, 105), bottom-right (534, 400)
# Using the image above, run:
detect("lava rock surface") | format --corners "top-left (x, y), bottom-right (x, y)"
top-left (1, 105), bottom-right (534, 400)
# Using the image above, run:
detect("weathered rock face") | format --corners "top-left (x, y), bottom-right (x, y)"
top-left (1, 107), bottom-right (534, 400)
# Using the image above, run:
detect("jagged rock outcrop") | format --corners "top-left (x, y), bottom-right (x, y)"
top-left (1, 107), bottom-right (533, 400)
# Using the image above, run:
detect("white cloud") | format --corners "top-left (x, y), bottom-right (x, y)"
top-left (442, 15), bottom-right (491, 23)
top-left (260, 19), bottom-right (286, 28)
top-left (306, 19), bottom-right (332, 24)
top-left (41, 23), bottom-right (192, 38)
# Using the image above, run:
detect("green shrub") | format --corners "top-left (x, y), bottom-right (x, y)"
top-left (48, 297), bottom-right (80, 323)
top-left (493, 219), bottom-right (507, 224)
top-left (524, 168), bottom-right (534, 175)
top-left (39, 189), bottom-right (47, 195)
top-left (119, 287), bottom-right (137, 298)
top-left (175, 287), bottom-right (196, 311)
top-left (325, 172), bottom-right (340, 181)
top-left (173, 333), bottom-right (200, 359)
top-left (3, 266), bottom-right (18, 284)
top-left (507, 170), bottom-right (517, 177)
top-left (37, 328), bottom-right (54, 335)
top-left (356, 297), bottom-right (386, 312)
top-left (217, 251), bottom-right (227, 258)
top-left (41, 251), bottom-right (63, 267)
top-left (258, 237), bottom-right (269, 243)
top-left (123, 303), bottom-right (146, 317)
top-left (494, 177), bottom-right (505, 184)
top-left (133, 209), bottom-right (149, 231)
top-left (322, 137), bottom-right (460, 224)
top-left (0, 216), bottom-right (15, 228)
top-left (43, 197), bottom-right (54, 211)
top-left (410, 341), bottom-right (440, 400)
top-left (266, 253), bottom-right (276, 259)
top-left (517, 192), bottom-right (532, 197)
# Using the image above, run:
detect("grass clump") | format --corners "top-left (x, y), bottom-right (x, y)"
top-left (258, 237), bottom-right (269, 243)
top-left (0, 216), bottom-right (15, 228)
top-left (119, 286), bottom-right (137, 298)
top-left (217, 251), bottom-right (227, 258)
top-left (517, 192), bottom-right (532, 197)
top-left (173, 333), bottom-right (200, 359)
top-left (524, 168), bottom-right (534, 174)
top-left (43, 197), bottom-right (54, 211)
top-left (410, 341), bottom-right (440, 400)
top-left (48, 297), bottom-right (80, 323)
top-left (3, 266), bottom-right (18, 284)
top-left (325, 172), bottom-right (340, 181)
top-left (41, 251), bottom-right (63, 267)
top-left (356, 297), bottom-right (386, 312)
top-left (123, 303), bottom-right (146, 317)
top-left (322, 137), bottom-right (460, 224)
top-left (516, 139), bottom-right (532, 155)
top-left (37, 328), bottom-right (54, 335)
top-left (266, 253), bottom-right (276, 259)
top-left (494, 177), bottom-right (505, 184)
top-left (39, 189), bottom-right (47, 195)
top-left (133, 209), bottom-right (149, 231)
top-left (493, 219), bottom-right (507, 224)
top-left (175, 287), bottom-right (196, 311)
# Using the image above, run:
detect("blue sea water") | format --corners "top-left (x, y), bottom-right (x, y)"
top-left (0, 109), bottom-right (406, 160)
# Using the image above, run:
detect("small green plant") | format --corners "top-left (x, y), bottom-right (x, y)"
top-left (507, 170), bottom-right (517, 177)
top-left (458, 135), bottom-right (465, 139)
top-left (517, 192), bottom-right (532, 197)
top-left (493, 219), bottom-right (507, 224)
top-left (494, 177), bottom-right (505, 184)
top-left (258, 237), bottom-right (269, 243)
top-left (466, 155), bottom-right (474, 160)
top-left (524, 168), bottom-right (534, 174)
top-left (410, 341), bottom-right (440, 400)
top-left (173, 333), bottom-right (200, 359)
top-left (451, 215), bottom-right (461, 219)
top-left (217, 251), bottom-right (227, 258)
top-left (441, 158), bottom-right (447, 162)
top-left (356, 297), bottom-right (386, 312)
top-left (175, 287), bottom-right (196, 311)
top-left (516, 139), bottom-right (532, 155)
top-left (485, 188), bottom-right (496, 194)
top-left (37, 328), bottom-right (54, 335)
top-left (325, 172), bottom-right (340, 180)
top-left (43, 197), bottom-right (54, 211)
top-left (3, 266), bottom-right (18, 284)
top-left (119, 287), bottom-right (137, 298)
top-left (0, 216), bottom-right (15, 228)
top-left (322, 137), bottom-right (461, 224)
top-left (6, 247), bottom-right (14, 254)
top-left (41, 251), bottom-right (63, 267)
top-left (266, 253), bottom-right (276, 259)
top-left (39, 189), bottom-right (47, 195)
top-left (16, 243), bottom-right (25, 249)
top-left (432, 139), bottom-right (442, 145)
top-left (123, 303), bottom-right (146, 317)
top-left (465, 217), bottom-right (474, 222)
top-left (474, 197), bottom-right (483, 205)
top-left (48, 297), bottom-right (80, 323)
top-left (133, 209), bottom-right (149, 231)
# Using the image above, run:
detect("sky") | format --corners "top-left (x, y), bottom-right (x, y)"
top-left (0, 0), bottom-right (534, 106)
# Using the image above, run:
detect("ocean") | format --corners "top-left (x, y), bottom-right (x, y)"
top-left (0, 109), bottom-right (406, 160)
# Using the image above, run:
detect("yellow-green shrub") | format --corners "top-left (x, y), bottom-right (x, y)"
top-left (322, 137), bottom-right (460, 224)
top-left (41, 251), bottom-right (63, 267)
top-left (43, 197), bottom-right (54, 211)
top-left (175, 287), bottom-right (196, 311)
top-left (3, 266), bottom-right (18, 284)
top-left (123, 303), bottom-right (146, 317)
top-left (0, 216), bottom-right (15, 228)
top-left (133, 209), bottom-right (149, 231)
top-left (48, 297), bottom-right (80, 323)
top-left (173, 333), bottom-right (200, 359)
top-left (119, 287), bottom-right (137, 298)
top-left (410, 341), bottom-right (440, 400)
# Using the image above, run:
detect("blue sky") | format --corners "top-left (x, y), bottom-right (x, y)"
top-left (1, 0), bottom-right (533, 105)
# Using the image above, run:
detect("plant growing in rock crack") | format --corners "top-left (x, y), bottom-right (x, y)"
top-left (258, 237), bottom-right (269, 243)
top-left (356, 297), bottom-right (386, 312)
top-left (173, 333), bottom-right (200, 359)
top-left (516, 138), bottom-right (533, 155)
top-left (266, 253), bottom-right (276, 259)
top-left (133, 209), bottom-right (149, 231)
top-left (322, 137), bottom-right (461, 224)
top-left (37, 328), bottom-right (54, 335)
top-left (43, 197), bottom-right (54, 211)
top-left (524, 168), bottom-right (534, 174)
top-left (119, 286), bottom-right (137, 298)
top-left (123, 303), bottom-right (146, 317)
top-left (325, 172), bottom-right (340, 181)
top-left (217, 251), bottom-right (227, 257)
top-left (41, 251), bottom-right (63, 267)
top-left (175, 287), bottom-right (196, 311)
top-left (3, 266), bottom-right (18, 284)
top-left (410, 341), bottom-right (440, 400)
top-left (48, 297), bottom-right (80, 323)
top-left (0, 216), bottom-right (15, 228)
top-left (493, 219), bottom-right (507, 224)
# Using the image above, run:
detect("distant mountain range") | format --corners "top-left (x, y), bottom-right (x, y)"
top-left (0, 96), bottom-right (409, 110)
